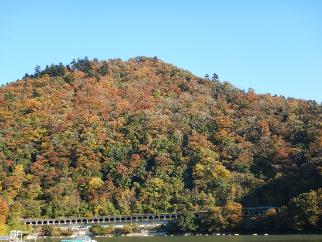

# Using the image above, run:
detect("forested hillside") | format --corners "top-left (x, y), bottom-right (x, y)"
top-left (0, 57), bottom-right (321, 232)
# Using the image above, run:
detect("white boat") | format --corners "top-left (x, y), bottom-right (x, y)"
top-left (61, 235), bottom-right (96, 242)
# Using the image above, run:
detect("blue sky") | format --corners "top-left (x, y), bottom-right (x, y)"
top-left (1, 0), bottom-right (321, 101)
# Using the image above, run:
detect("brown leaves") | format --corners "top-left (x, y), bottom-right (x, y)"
top-left (0, 198), bottom-right (9, 224)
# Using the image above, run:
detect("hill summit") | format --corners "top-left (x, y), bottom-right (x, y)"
top-left (0, 57), bottom-right (321, 230)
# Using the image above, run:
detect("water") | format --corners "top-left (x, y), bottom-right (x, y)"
top-left (95, 235), bottom-right (322, 242)
top-left (37, 235), bottom-right (322, 242)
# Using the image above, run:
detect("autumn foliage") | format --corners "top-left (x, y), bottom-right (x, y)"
top-left (0, 57), bottom-right (321, 232)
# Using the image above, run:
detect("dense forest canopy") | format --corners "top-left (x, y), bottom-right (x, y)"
top-left (0, 57), bottom-right (321, 232)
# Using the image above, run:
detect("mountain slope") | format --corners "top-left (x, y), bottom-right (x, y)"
top-left (0, 57), bottom-right (321, 222)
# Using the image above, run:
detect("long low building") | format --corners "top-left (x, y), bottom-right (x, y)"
top-left (23, 207), bottom-right (275, 226)
top-left (23, 212), bottom-right (190, 226)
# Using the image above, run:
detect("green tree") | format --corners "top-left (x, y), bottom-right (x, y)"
top-left (99, 62), bottom-right (109, 76)
top-left (222, 202), bottom-right (243, 230)
top-left (122, 223), bottom-right (141, 234)
top-left (41, 225), bottom-right (53, 236)
top-left (287, 189), bottom-right (321, 231)
top-left (201, 207), bottom-right (227, 233)
top-left (212, 73), bottom-right (219, 81)
top-left (176, 211), bottom-right (198, 232)
top-left (89, 224), bottom-right (103, 236)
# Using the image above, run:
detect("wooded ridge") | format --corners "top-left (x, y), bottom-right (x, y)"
top-left (0, 57), bottom-right (321, 233)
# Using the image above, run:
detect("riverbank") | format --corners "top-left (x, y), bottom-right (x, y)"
top-left (27, 234), bottom-right (322, 242)
top-left (22, 222), bottom-right (322, 241)
top-left (25, 230), bottom-right (322, 241)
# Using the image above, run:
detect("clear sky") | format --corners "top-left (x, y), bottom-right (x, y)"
top-left (1, 0), bottom-right (321, 101)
